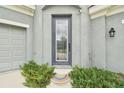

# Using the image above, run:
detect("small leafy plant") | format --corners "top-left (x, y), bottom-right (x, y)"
top-left (69, 66), bottom-right (124, 88)
top-left (20, 60), bottom-right (55, 88)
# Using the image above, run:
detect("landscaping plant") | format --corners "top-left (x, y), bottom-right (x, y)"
top-left (69, 66), bottom-right (124, 88)
top-left (20, 60), bottom-right (55, 88)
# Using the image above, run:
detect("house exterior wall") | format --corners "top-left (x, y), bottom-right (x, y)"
top-left (33, 5), bottom-right (91, 68)
top-left (42, 6), bottom-right (81, 67)
top-left (91, 12), bottom-right (124, 73)
top-left (0, 6), bottom-right (33, 62)
top-left (91, 16), bottom-right (106, 69)
top-left (81, 6), bottom-right (91, 67)
top-left (106, 12), bottom-right (124, 73)
top-left (1, 5), bottom-right (124, 73)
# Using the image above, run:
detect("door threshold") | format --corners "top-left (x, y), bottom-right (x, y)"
top-left (53, 65), bottom-right (72, 69)
top-left (54, 68), bottom-right (72, 74)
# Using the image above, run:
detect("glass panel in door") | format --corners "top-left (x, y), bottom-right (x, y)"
top-left (56, 19), bottom-right (68, 61)
top-left (52, 15), bottom-right (72, 65)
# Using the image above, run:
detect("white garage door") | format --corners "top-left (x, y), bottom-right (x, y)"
top-left (0, 24), bottom-right (26, 72)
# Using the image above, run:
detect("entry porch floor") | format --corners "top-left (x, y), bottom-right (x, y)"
top-left (0, 69), bottom-right (72, 88)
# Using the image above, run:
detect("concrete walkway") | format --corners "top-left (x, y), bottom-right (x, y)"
top-left (0, 69), bottom-right (72, 88)
top-left (0, 70), bottom-right (25, 88)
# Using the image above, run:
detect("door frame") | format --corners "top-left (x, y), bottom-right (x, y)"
top-left (52, 14), bottom-right (72, 65)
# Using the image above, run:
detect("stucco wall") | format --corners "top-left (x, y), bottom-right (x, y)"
top-left (42, 6), bottom-right (81, 67)
top-left (91, 12), bottom-right (124, 73)
top-left (33, 5), bottom-right (91, 68)
top-left (106, 12), bottom-right (124, 73)
top-left (91, 16), bottom-right (106, 69)
top-left (0, 6), bottom-right (33, 61)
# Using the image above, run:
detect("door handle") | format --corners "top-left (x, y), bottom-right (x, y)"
top-left (68, 43), bottom-right (71, 52)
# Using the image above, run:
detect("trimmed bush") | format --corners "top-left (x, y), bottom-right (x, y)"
top-left (20, 60), bottom-right (55, 88)
top-left (69, 66), bottom-right (124, 88)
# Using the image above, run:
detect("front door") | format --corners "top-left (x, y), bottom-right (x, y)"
top-left (52, 15), bottom-right (72, 65)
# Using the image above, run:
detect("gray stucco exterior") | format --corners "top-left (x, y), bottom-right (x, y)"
top-left (0, 6), bottom-right (33, 72)
top-left (91, 16), bottom-right (106, 69)
top-left (33, 5), bottom-right (91, 68)
top-left (0, 5), bottom-right (124, 73)
top-left (91, 12), bottom-right (124, 73)
top-left (0, 6), bottom-right (33, 61)
top-left (106, 12), bottom-right (124, 73)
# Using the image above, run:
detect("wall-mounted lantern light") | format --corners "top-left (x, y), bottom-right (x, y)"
top-left (109, 27), bottom-right (115, 37)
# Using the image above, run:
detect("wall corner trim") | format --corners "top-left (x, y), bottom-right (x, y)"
top-left (0, 18), bottom-right (30, 28)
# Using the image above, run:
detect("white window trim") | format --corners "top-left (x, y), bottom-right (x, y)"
top-left (0, 18), bottom-right (30, 28)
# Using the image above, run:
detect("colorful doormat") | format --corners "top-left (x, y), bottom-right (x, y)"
top-left (51, 73), bottom-right (70, 84)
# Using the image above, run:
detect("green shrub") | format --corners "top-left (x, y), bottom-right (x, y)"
top-left (20, 60), bottom-right (55, 88)
top-left (69, 66), bottom-right (124, 88)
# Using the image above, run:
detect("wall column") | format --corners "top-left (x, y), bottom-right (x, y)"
top-left (33, 5), bottom-right (44, 64)
top-left (80, 6), bottom-right (91, 67)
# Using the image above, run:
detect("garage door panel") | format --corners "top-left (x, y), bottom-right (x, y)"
top-left (0, 34), bottom-right (10, 38)
top-left (12, 50), bottom-right (25, 56)
top-left (0, 62), bottom-right (11, 71)
top-left (12, 29), bottom-right (25, 35)
top-left (12, 35), bottom-right (25, 39)
top-left (0, 45), bottom-right (10, 50)
top-left (12, 57), bottom-right (25, 69)
top-left (11, 47), bottom-right (25, 50)
top-left (12, 39), bottom-right (25, 45)
top-left (0, 38), bottom-right (9, 45)
top-left (12, 61), bottom-right (25, 69)
top-left (0, 58), bottom-right (11, 71)
top-left (0, 51), bottom-right (10, 57)
top-left (12, 45), bottom-right (25, 50)
top-left (12, 33), bottom-right (25, 39)
top-left (11, 28), bottom-right (26, 70)
top-left (0, 27), bottom-right (9, 34)
top-left (0, 30), bottom-right (9, 34)
top-left (0, 24), bottom-right (26, 72)
top-left (0, 58), bottom-right (11, 62)
top-left (12, 32), bottom-right (25, 35)
top-left (13, 56), bottom-right (25, 60)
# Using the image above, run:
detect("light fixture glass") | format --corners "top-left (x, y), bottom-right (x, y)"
top-left (109, 27), bottom-right (115, 37)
